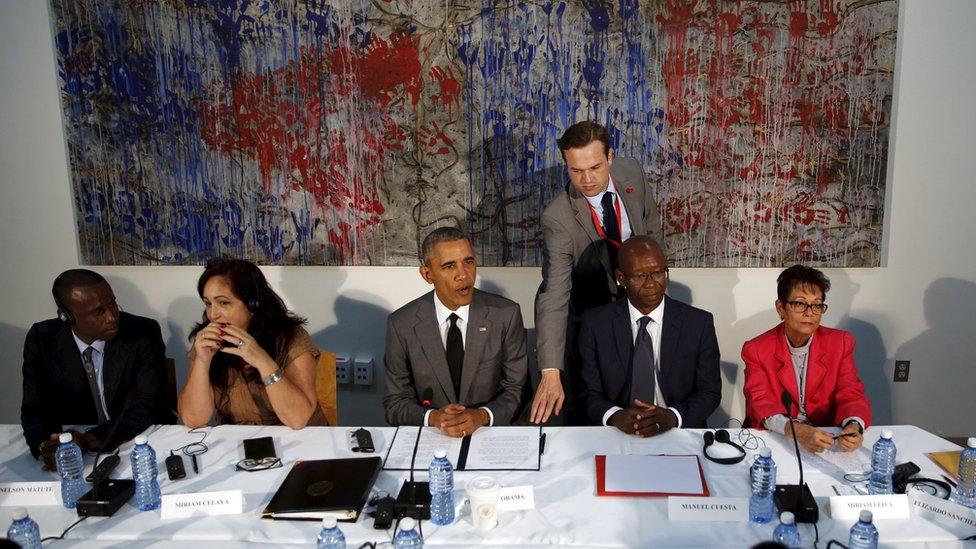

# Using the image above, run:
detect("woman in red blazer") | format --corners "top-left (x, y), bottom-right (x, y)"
top-left (742, 265), bottom-right (872, 453)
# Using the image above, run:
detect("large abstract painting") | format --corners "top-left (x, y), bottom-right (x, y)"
top-left (51, 0), bottom-right (897, 267)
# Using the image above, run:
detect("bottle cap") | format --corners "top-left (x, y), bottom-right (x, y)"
top-left (968, 437), bottom-right (975, 449)
top-left (860, 510), bottom-right (873, 523)
top-left (321, 517), bottom-right (338, 529)
top-left (434, 449), bottom-right (447, 459)
top-left (759, 447), bottom-right (772, 458)
top-left (780, 511), bottom-right (795, 525)
top-left (11, 508), bottom-right (27, 521)
top-left (134, 435), bottom-right (148, 445)
top-left (58, 432), bottom-right (72, 444)
top-left (400, 517), bottom-right (417, 531)
top-left (881, 430), bottom-right (893, 439)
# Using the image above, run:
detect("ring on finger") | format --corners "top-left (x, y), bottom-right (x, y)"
top-left (238, 338), bottom-right (246, 348)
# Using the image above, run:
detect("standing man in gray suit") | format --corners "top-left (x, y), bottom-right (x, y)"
top-left (531, 121), bottom-right (666, 424)
top-left (384, 227), bottom-right (528, 436)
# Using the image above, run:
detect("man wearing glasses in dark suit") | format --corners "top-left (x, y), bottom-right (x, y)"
top-left (577, 236), bottom-right (721, 435)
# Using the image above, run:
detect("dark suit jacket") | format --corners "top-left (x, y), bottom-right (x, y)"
top-left (535, 157), bottom-right (666, 373)
top-left (383, 290), bottom-right (528, 426)
top-left (21, 312), bottom-right (172, 457)
top-left (742, 323), bottom-right (872, 429)
top-left (578, 296), bottom-right (721, 428)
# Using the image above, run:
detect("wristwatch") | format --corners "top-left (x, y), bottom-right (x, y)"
top-left (842, 419), bottom-right (864, 435)
top-left (262, 368), bottom-right (285, 387)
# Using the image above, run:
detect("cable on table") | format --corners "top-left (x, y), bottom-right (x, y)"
top-left (40, 515), bottom-right (88, 542)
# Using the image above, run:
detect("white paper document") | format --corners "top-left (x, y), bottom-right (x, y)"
top-left (805, 446), bottom-right (872, 474)
top-left (383, 427), bottom-right (463, 470)
top-left (605, 454), bottom-right (704, 495)
top-left (384, 426), bottom-right (542, 471)
top-left (463, 427), bottom-right (541, 470)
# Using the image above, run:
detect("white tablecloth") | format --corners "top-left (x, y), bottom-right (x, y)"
top-left (0, 424), bottom-right (970, 548)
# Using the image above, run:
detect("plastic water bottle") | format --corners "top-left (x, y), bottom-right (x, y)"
top-left (868, 430), bottom-right (896, 495)
top-left (848, 509), bottom-right (879, 549)
top-left (6, 508), bottom-right (42, 549)
top-left (749, 447), bottom-right (777, 524)
top-left (393, 516), bottom-right (424, 548)
top-left (951, 437), bottom-right (976, 508)
top-left (316, 516), bottom-right (346, 549)
top-left (55, 432), bottom-right (88, 508)
top-left (772, 511), bottom-right (801, 548)
top-left (130, 434), bottom-right (161, 511)
top-left (428, 449), bottom-right (455, 525)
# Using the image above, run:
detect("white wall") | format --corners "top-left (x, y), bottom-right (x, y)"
top-left (2, 1), bottom-right (974, 435)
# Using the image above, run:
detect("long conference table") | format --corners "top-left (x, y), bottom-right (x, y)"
top-left (0, 424), bottom-right (970, 548)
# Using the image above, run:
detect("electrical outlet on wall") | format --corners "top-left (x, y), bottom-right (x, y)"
top-left (894, 360), bottom-right (910, 382)
top-left (354, 355), bottom-right (373, 385)
top-left (335, 356), bottom-right (351, 384)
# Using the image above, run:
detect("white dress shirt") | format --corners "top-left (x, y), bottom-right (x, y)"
top-left (426, 293), bottom-right (493, 427)
top-left (583, 176), bottom-right (634, 242)
top-left (602, 298), bottom-right (683, 428)
top-left (71, 332), bottom-right (111, 420)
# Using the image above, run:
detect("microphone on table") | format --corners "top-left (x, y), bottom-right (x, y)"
top-left (395, 388), bottom-right (434, 520)
top-left (77, 405), bottom-right (137, 517)
top-left (774, 391), bottom-right (819, 522)
top-left (85, 403), bottom-right (132, 485)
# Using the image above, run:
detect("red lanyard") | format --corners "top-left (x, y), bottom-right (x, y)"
top-left (587, 193), bottom-right (623, 248)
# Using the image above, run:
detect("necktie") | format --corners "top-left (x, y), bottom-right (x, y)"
top-left (446, 313), bottom-right (464, 399)
top-left (631, 316), bottom-right (656, 405)
top-left (601, 191), bottom-right (621, 269)
top-left (601, 191), bottom-right (621, 244)
top-left (82, 346), bottom-right (108, 423)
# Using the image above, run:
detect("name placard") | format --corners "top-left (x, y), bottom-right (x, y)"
top-left (0, 482), bottom-right (62, 507)
top-left (668, 497), bottom-right (749, 522)
top-left (161, 490), bottom-right (243, 519)
top-left (497, 485), bottom-right (535, 511)
top-left (909, 490), bottom-right (976, 536)
top-left (828, 494), bottom-right (910, 520)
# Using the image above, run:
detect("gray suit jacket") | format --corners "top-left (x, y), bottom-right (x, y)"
top-left (535, 157), bottom-right (665, 372)
top-left (383, 289), bottom-right (528, 426)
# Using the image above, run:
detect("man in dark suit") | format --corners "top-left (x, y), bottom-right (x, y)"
top-left (384, 227), bottom-right (528, 436)
top-left (578, 236), bottom-right (720, 435)
top-left (22, 269), bottom-right (172, 468)
top-left (532, 121), bottom-right (666, 424)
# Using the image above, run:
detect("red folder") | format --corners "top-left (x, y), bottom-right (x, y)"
top-left (595, 454), bottom-right (711, 497)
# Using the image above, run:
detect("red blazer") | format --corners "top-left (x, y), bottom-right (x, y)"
top-left (742, 323), bottom-right (871, 429)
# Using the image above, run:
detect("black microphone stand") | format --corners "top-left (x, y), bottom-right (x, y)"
top-left (85, 405), bottom-right (131, 488)
top-left (774, 391), bottom-right (819, 522)
top-left (395, 393), bottom-right (433, 520)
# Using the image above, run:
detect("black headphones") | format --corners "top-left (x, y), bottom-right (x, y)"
top-left (55, 297), bottom-right (75, 325)
top-left (240, 273), bottom-right (263, 313)
top-left (702, 429), bottom-right (747, 465)
top-left (246, 281), bottom-right (262, 313)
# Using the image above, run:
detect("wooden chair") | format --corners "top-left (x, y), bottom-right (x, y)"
top-left (164, 357), bottom-right (178, 422)
top-left (315, 351), bottom-right (339, 426)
